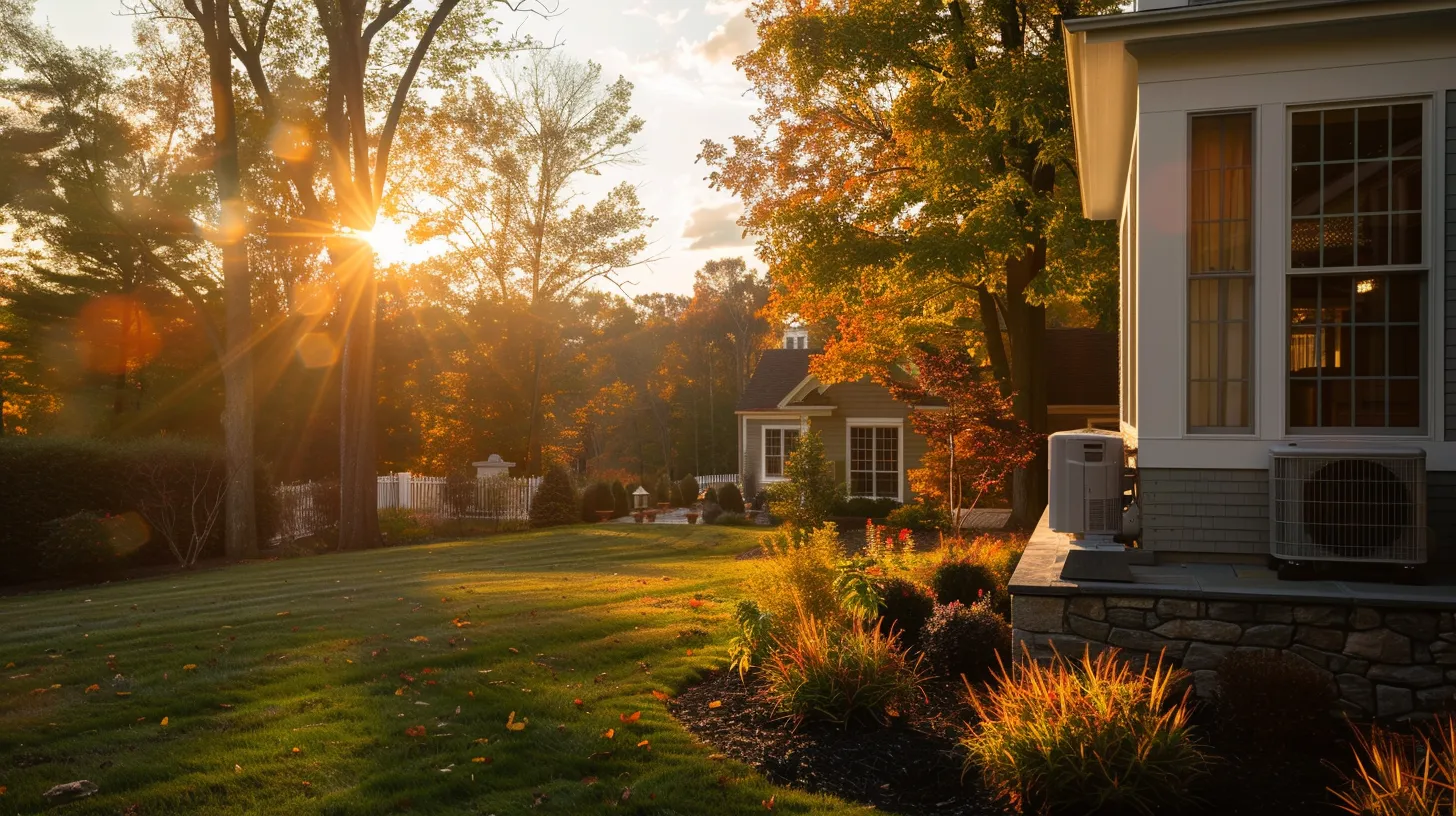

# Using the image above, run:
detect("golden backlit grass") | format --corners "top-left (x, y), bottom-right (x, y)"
top-left (0, 524), bottom-right (867, 814)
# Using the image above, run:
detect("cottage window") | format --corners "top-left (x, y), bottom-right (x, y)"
top-left (1287, 102), bottom-right (1425, 430)
top-left (848, 424), bottom-right (899, 499)
top-left (1188, 111), bottom-right (1254, 432)
top-left (762, 426), bottom-right (800, 478)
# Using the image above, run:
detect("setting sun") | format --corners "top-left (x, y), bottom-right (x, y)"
top-left (350, 218), bottom-right (437, 266)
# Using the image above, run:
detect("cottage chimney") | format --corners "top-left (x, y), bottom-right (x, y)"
top-left (783, 325), bottom-right (809, 350)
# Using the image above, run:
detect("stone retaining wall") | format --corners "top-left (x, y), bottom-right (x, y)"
top-left (1013, 594), bottom-right (1456, 719)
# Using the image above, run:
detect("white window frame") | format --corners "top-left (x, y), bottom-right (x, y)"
top-left (760, 424), bottom-right (801, 482)
top-left (845, 418), bottom-right (903, 502)
top-left (1283, 97), bottom-right (1433, 436)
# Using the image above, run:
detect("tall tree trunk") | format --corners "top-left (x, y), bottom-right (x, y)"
top-left (524, 331), bottom-right (545, 475)
top-left (336, 236), bottom-right (378, 550)
top-left (1006, 278), bottom-right (1048, 531)
top-left (192, 0), bottom-right (257, 559)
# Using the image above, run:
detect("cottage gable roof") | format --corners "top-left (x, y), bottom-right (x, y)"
top-left (735, 348), bottom-right (813, 411)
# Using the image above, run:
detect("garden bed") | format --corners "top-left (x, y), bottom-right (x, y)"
top-left (672, 669), bottom-right (1362, 816)
top-left (672, 669), bottom-right (1003, 815)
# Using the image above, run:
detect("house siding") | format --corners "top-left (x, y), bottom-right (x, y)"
top-left (1140, 468), bottom-right (1455, 564)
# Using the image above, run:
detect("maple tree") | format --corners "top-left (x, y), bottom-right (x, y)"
top-left (884, 334), bottom-right (1037, 520)
top-left (702, 0), bottom-right (1120, 527)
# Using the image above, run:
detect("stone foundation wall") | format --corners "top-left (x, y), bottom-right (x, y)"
top-left (1013, 593), bottom-right (1456, 719)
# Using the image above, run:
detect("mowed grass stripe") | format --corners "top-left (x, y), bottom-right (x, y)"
top-left (0, 526), bottom-right (858, 815)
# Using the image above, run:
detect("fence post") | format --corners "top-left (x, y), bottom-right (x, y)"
top-left (398, 472), bottom-right (412, 510)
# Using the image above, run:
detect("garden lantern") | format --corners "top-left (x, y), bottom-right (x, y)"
top-left (632, 486), bottom-right (650, 511)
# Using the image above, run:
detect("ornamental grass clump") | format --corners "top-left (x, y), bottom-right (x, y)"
top-left (963, 647), bottom-right (1207, 816)
top-left (760, 605), bottom-right (927, 725)
top-left (1332, 717), bottom-right (1456, 816)
top-left (753, 523), bottom-right (846, 630)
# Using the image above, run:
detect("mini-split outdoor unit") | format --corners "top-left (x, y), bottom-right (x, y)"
top-left (1048, 430), bottom-right (1125, 539)
top-left (1269, 445), bottom-right (1427, 565)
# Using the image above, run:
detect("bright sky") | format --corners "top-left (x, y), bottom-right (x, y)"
top-left (29, 0), bottom-right (762, 297)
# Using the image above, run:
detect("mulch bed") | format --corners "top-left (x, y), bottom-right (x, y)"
top-left (671, 670), bottom-right (1363, 816)
top-left (672, 670), bottom-right (1004, 815)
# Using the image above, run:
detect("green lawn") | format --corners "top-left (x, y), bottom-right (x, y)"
top-left (0, 525), bottom-right (857, 815)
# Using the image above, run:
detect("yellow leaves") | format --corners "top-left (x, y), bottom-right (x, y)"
top-left (620, 711), bottom-right (641, 724)
top-left (409, 636), bottom-right (430, 644)
top-left (636, 739), bottom-right (650, 749)
top-left (160, 717), bottom-right (169, 727)
top-left (84, 684), bottom-right (100, 694)
top-left (472, 737), bottom-right (489, 745)
top-left (394, 687), bottom-right (408, 696)
top-left (3, 662), bottom-right (13, 669)
top-left (115, 691), bottom-right (131, 697)
top-left (708, 700), bottom-right (723, 709)
top-left (651, 689), bottom-right (670, 702)
top-left (505, 711), bottom-right (527, 731)
top-left (451, 618), bottom-right (472, 628)
top-left (183, 664), bottom-right (197, 671)
top-left (291, 747), bottom-right (301, 754)
top-left (405, 725), bottom-right (426, 738)
top-left (602, 728), bottom-right (615, 739)
top-left (234, 764), bottom-right (242, 774)
top-left (50, 683), bottom-right (61, 690)
top-left (471, 756), bottom-right (492, 764)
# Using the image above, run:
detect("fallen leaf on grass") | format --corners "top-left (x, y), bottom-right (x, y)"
top-left (276, 612), bottom-right (290, 617)
top-left (405, 725), bottom-right (426, 738)
top-left (234, 765), bottom-right (242, 774)
top-left (651, 690), bottom-right (669, 702)
top-left (409, 636), bottom-right (429, 644)
top-left (183, 664), bottom-right (196, 671)
top-left (708, 753), bottom-right (726, 761)
top-left (764, 794), bottom-right (776, 810)
top-left (3, 662), bottom-right (13, 668)
top-left (602, 728), bottom-right (615, 739)
top-left (471, 756), bottom-right (492, 764)
top-left (160, 717), bottom-right (169, 727)
top-left (708, 701), bottom-right (722, 709)
top-left (581, 776), bottom-right (597, 786)
top-left (472, 738), bottom-right (489, 745)
top-left (507, 647), bottom-right (519, 654)
top-left (688, 599), bottom-right (704, 609)
top-left (573, 698), bottom-right (583, 707)
top-left (115, 692), bottom-right (131, 697)
top-left (685, 649), bottom-right (694, 656)
top-left (291, 747), bottom-right (301, 754)
top-left (620, 711), bottom-right (640, 723)
top-left (84, 684), bottom-right (100, 694)
top-left (505, 711), bottom-right (526, 731)
top-left (620, 787), bottom-right (632, 802)
top-left (636, 740), bottom-right (650, 749)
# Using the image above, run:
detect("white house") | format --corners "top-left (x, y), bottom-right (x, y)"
top-left (1064, 0), bottom-right (1456, 561)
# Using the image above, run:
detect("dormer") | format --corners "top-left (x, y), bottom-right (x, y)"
top-left (782, 326), bottom-right (809, 350)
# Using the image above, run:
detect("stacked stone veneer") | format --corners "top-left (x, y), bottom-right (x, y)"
top-left (1014, 594), bottom-right (1456, 719)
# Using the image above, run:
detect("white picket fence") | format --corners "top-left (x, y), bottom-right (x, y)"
top-left (696, 473), bottom-right (740, 489)
top-left (376, 473), bottom-right (541, 520)
top-left (273, 473), bottom-right (541, 542)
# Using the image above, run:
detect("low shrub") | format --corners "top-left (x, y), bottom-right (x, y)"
top-left (874, 577), bottom-right (936, 645)
top-left (761, 614), bottom-right (926, 725)
top-left (701, 501), bottom-right (723, 524)
top-left (964, 648), bottom-right (1206, 816)
top-left (679, 474), bottom-right (700, 505)
top-left (38, 511), bottom-right (118, 579)
top-left (931, 560), bottom-right (999, 608)
top-left (1333, 717), bottom-right (1456, 816)
top-left (728, 599), bottom-right (774, 679)
top-left (1214, 649), bottom-right (1336, 749)
top-left (941, 533), bottom-right (1026, 592)
top-left (919, 600), bottom-right (1010, 682)
top-left (579, 481), bottom-right (615, 523)
top-left (710, 512), bottom-right (749, 526)
top-left (886, 502), bottom-right (952, 532)
top-left (610, 481), bottom-right (630, 518)
top-left (831, 496), bottom-right (900, 519)
top-left (529, 467), bottom-right (579, 528)
top-left (651, 473), bottom-right (671, 506)
top-left (669, 481), bottom-right (686, 508)
top-left (379, 508), bottom-right (432, 546)
top-left (753, 524), bottom-right (846, 630)
top-left (718, 483), bottom-right (745, 514)
top-left (751, 490), bottom-right (768, 512)
top-left (704, 486), bottom-right (720, 506)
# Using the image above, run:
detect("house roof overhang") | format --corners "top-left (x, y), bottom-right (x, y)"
top-left (778, 374), bottom-right (829, 409)
top-left (1063, 0), bottom-right (1456, 221)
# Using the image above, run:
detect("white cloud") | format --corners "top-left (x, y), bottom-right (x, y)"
top-left (703, 0), bottom-right (750, 16)
top-left (697, 11), bottom-right (756, 64)
top-left (621, 2), bottom-right (689, 28)
top-left (682, 202), bottom-right (751, 250)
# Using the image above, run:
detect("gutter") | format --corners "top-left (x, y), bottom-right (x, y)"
top-left (1066, 0), bottom-right (1456, 41)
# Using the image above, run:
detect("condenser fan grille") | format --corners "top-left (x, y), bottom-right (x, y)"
top-left (1270, 451), bottom-right (1426, 564)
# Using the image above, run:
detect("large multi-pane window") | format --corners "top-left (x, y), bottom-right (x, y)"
top-left (1288, 103), bottom-right (1424, 430)
top-left (848, 425), bottom-right (899, 499)
top-left (762, 426), bottom-right (800, 478)
top-left (1188, 112), bottom-right (1254, 431)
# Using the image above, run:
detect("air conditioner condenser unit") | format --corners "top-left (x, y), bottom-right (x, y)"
top-left (1049, 430), bottom-right (1126, 542)
top-left (1269, 445), bottom-right (1427, 566)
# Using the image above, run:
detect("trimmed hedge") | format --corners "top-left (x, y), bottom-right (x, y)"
top-left (831, 496), bottom-right (901, 518)
top-left (611, 481), bottom-right (630, 518)
top-left (0, 437), bottom-right (275, 586)
top-left (718, 483), bottom-right (745, 514)
top-left (579, 481), bottom-right (615, 523)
